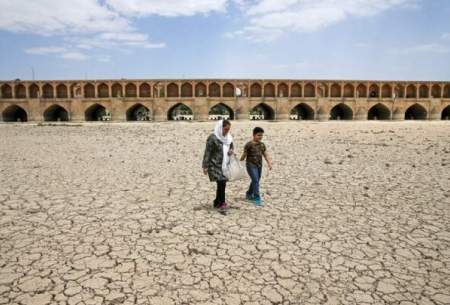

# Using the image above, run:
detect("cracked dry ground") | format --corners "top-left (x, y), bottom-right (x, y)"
top-left (0, 121), bottom-right (449, 305)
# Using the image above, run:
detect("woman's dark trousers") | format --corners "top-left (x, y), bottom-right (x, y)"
top-left (214, 180), bottom-right (227, 207)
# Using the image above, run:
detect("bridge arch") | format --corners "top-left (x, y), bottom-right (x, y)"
top-left (209, 103), bottom-right (234, 120)
top-left (405, 103), bottom-right (427, 120)
top-left (126, 103), bottom-right (151, 121)
top-left (168, 103), bottom-right (193, 120)
top-left (368, 103), bottom-right (391, 120)
top-left (330, 103), bottom-right (353, 120)
top-left (2, 104), bottom-right (28, 122)
top-left (290, 103), bottom-right (315, 120)
top-left (44, 104), bottom-right (69, 121)
top-left (85, 103), bottom-right (108, 121)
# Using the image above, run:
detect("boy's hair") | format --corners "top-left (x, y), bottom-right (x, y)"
top-left (222, 119), bottom-right (231, 127)
top-left (253, 127), bottom-right (264, 135)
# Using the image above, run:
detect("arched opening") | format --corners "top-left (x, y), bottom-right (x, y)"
top-left (395, 85), bottom-right (405, 98)
top-left (195, 82), bottom-right (206, 97)
top-left (235, 83), bottom-right (247, 97)
top-left (98, 83), bottom-right (109, 98)
top-left (56, 84), bottom-right (68, 98)
top-left (126, 104), bottom-right (151, 121)
top-left (445, 85), bottom-right (450, 98)
top-left (419, 85), bottom-right (429, 98)
top-left (264, 83), bottom-right (275, 97)
top-left (167, 83), bottom-right (179, 98)
top-left (42, 84), bottom-right (54, 98)
top-left (112, 83), bottom-right (123, 98)
top-left (441, 105), bottom-right (450, 120)
top-left (223, 83), bottom-right (235, 97)
top-left (250, 83), bottom-right (262, 97)
top-left (406, 85), bottom-right (417, 98)
top-left (330, 103), bottom-right (353, 120)
top-left (14, 84), bottom-right (26, 98)
top-left (278, 83), bottom-right (288, 97)
top-left (181, 83), bottom-right (193, 97)
top-left (139, 83), bottom-right (151, 97)
top-left (405, 104), bottom-right (427, 120)
top-left (125, 83), bottom-right (137, 97)
top-left (290, 83), bottom-right (301, 97)
top-left (29, 84), bottom-right (39, 98)
top-left (70, 84), bottom-right (81, 98)
top-left (431, 85), bottom-right (441, 98)
top-left (209, 82), bottom-right (221, 97)
top-left (382, 85), bottom-right (392, 98)
top-left (304, 83), bottom-right (315, 97)
top-left (343, 84), bottom-right (354, 98)
top-left (1, 84), bottom-right (12, 98)
top-left (168, 103), bottom-right (193, 120)
top-left (317, 83), bottom-right (328, 97)
top-left (84, 83), bottom-right (95, 98)
top-left (44, 104), bottom-right (69, 121)
top-left (368, 103), bottom-right (391, 120)
top-left (330, 84), bottom-right (341, 98)
top-left (290, 103), bottom-right (314, 120)
top-left (357, 84), bottom-right (367, 98)
top-left (250, 103), bottom-right (274, 120)
top-left (209, 103), bottom-right (234, 120)
top-left (2, 105), bottom-right (27, 122)
top-left (369, 84), bottom-right (379, 98)
top-left (85, 104), bottom-right (108, 121)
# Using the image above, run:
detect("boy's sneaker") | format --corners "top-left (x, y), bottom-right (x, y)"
top-left (246, 194), bottom-right (254, 201)
top-left (254, 196), bottom-right (263, 206)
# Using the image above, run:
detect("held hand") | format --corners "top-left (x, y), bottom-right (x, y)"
top-left (228, 149), bottom-right (234, 156)
top-left (203, 168), bottom-right (208, 175)
top-left (268, 163), bottom-right (273, 170)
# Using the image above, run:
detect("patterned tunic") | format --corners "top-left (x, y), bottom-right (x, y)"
top-left (202, 134), bottom-right (233, 182)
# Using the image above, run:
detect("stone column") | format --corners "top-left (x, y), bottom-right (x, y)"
top-left (111, 99), bottom-right (126, 121)
top-left (236, 97), bottom-right (250, 120)
top-left (10, 83), bottom-right (15, 99)
top-left (52, 82), bottom-right (57, 99)
top-left (27, 99), bottom-right (42, 122)
top-left (80, 83), bottom-right (85, 98)
top-left (25, 83), bottom-right (30, 98)
top-left (153, 99), bottom-right (167, 122)
top-left (194, 98), bottom-right (209, 121)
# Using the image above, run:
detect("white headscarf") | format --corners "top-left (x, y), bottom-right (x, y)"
top-left (213, 120), bottom-right (233, 169)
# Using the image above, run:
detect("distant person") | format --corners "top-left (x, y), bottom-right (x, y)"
top-left (240, 127), bottom-right (272, 206)
top-left (202, 120), bottom-right (234, 211)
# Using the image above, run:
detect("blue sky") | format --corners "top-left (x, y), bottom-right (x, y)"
top-left (0, 0), bottom-right (449, 81)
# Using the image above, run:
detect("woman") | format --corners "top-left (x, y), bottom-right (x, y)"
top-left (202, 119), bottom-right (234, 210)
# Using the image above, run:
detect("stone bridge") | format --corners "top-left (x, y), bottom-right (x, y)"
top-left (1, 79), bottom-right (449, 122)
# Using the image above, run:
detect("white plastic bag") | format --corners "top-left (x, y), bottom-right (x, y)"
top-left (223, 155), bottom-right (247, 181)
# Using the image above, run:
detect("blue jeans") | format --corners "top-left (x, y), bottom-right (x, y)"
top-left (246, 163), bottom-right (262, 199)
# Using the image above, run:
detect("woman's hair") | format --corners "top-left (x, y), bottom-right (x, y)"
top-left (222, 119), bottom-right (231, 127)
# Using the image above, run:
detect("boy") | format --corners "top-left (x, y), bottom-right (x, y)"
top-left (240, 127), bottom-right (272, 206)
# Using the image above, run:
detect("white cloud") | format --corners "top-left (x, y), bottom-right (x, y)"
top-left (105, 0), bottom-right (228, 17)
top-left (25, 46), bottom-right (67, 55)
top-left (389, 43), bottom-right (450, 54)
top-left (0, 0), bottom-right (170, 60)
top-left (25, 46), bottom-right (90, 60)
top-left (0, 0), bottom-right (130, 35)
top-left (60, 52), bottom-right (89, 61)
top-left (229, 0), bottom-right (418, 42)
